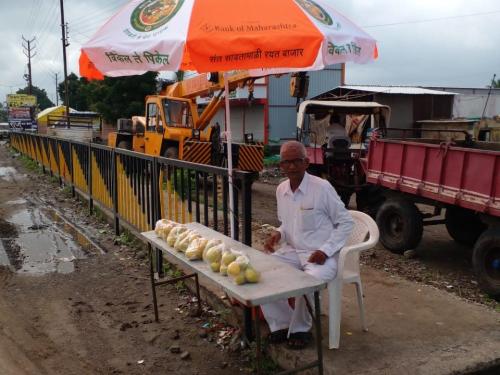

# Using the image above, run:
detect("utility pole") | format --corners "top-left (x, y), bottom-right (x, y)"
top-left (59, 0), bottom-right (70, 124)
top-left (22, 36), bottom-right (36, 95)
top-left (54, 72), bottom-right (59, 106)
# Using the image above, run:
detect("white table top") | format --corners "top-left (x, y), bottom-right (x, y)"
top-left (141, 223), bottom-right (327, 307)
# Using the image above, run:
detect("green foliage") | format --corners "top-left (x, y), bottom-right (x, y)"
top-left (19, 155), bottom-right (42, 173)
top-left (0, 102), bottom-right (7, 122)
top-left (117, 229), bottom-right (135, 246)
top-left (16, 85), bottom-right (54, 110)
top-left (92, 206), bottom-right (107, 222)
top-left (56, 71), bottom-right (158, 124)
top-left (58, 73), bottom-right (91, 111)
top-left (244, 342), bottom-right (280, 374)
top-left (491, 78), bottom-right (500, 88)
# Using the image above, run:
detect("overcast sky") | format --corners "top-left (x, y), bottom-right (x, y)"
top-left (0, 0), bottom-right (499, 105)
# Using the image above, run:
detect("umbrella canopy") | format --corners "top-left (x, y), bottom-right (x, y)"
top-left (80, 0), bottom-right (377, 78)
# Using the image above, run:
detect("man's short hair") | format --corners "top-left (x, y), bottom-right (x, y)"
top-left (280, 140), bottom-right (306, 158)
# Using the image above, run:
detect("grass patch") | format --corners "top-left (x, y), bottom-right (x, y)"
top-left (163, 260), bottom-right (186, 291)
top-left (92, 206), bottom-right (107, 223)
top-left (244, 342), bottom-right (280, 374)
top-left (19, 155), bottom-right (43, 174)
top-left (116, 229), bottom-right (135, 246)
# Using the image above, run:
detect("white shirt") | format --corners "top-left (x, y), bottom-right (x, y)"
top-left (276, 172), bottom-right (354, 264)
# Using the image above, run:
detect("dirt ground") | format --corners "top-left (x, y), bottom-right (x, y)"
top-left (0, 142), bottom-right (255, 375)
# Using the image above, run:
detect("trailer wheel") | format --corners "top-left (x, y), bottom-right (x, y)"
top-left (472, 229), bottom-right (500, 298)
top-left (117, 140), bottom-right (132, 150)
top-left (376, 199), bottom-right (423, 253)
top-left (445, 206), bottom-right (486, 246)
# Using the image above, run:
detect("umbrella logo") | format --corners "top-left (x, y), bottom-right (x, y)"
top-left (131, 0), bottom-right (184, 32)
top-left (295, 0), bottom-right (334, 26)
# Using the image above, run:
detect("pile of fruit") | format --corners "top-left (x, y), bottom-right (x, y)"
top-left (155, 219), bottom-right (261, 285)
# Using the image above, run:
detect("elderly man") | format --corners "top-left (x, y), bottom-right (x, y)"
top-left (263, 140), bottom-right (354, 349)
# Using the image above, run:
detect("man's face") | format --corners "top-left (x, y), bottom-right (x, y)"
top-left (279, 146), bottom-right (309, 180)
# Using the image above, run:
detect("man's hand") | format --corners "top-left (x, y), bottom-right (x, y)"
top-left (308, 250), bottom-right (328, 265)
top-left (264, 231), bottom-right (281, 253)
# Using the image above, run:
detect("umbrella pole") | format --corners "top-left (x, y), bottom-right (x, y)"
top-left (224, 72), bottom-right (236, 239)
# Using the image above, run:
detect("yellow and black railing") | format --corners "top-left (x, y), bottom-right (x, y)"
top-left (9, 132), bottom-right (256, 246)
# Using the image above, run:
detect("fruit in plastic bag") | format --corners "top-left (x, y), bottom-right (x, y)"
top-left (154, 219), bottom-right (170, 236)
top-left (219, 263), bottom-right (228, 276)
top-left (227, 262), bottom-right (241, 277)
top-left (174, 229), bottom-right (192, 251)
top-left (185, 238), bottom-right (208, 260)
top-left (202, 239), bottom-right (223, 261)
top-left (210, 261), bottom-right (221, 272)
top-left (221, 250), bottom-right (237, 266)
top-left (234, 255), bottom-right (250, 271)
top-left (176, 231), bottom-right (200, 253)
top-left (244, 267), bottom-right (261, 283)
top-left (233, 271), bottom-right (246, 285)
top-left (205, 244), bottom-right (223, 264)
top-left (166, 226), bottom-right (187, 247)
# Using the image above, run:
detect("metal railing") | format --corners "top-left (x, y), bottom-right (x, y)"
top-left (10, 132), bottom-right (255, 246)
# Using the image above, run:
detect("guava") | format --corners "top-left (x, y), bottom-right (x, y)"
top-left (227, 262), bottom-right (241, 277)
top-left (244, 267), bottom-right (260, 283)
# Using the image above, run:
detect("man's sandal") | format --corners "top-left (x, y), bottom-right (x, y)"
top-left (287, 332), bottom-right (312, 350)
top-left (266, 329), bottom-right (288, 344)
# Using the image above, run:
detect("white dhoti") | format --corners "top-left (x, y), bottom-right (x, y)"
top-left (261, 245), bottom-right (338, 335)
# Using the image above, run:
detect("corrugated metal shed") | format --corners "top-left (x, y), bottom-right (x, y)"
top-left (338, 85), bottom-right (457, 95)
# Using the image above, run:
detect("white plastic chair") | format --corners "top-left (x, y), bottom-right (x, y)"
top-left (327, 210), bottom-right (380, 349)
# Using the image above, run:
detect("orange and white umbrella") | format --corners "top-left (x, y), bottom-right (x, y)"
top-left (79, 0), bottom-right (377, 79)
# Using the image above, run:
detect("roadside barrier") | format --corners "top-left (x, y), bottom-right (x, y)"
top-left (10, 132), bottom-right (255, 245)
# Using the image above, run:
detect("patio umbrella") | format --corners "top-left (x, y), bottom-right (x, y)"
top-left (79, 0), bottom-right (378, 238)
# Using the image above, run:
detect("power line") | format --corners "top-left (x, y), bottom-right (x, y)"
top-left (363, 10), bottom-right (500, 28)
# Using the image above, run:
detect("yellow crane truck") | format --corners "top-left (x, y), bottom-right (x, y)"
top-left (107, 71), bottom-right (263, 172)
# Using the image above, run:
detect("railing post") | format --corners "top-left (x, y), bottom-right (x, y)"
top-left (112, 149), bottom-right (120, 236)
top-left (69, 141), bottom-right (75, 197)
top-left (152, 157), bottom-right (161, 223)
top-left (240, 171), bottom-right (254, 247)
top-left (88, 143), bottom-right (93, 214)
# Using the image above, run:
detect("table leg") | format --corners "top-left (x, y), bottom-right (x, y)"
top-left (254, 306), bottom-right (262, 375)
top-left (149, 244), bottom-right (159, 322)
top-left (314, 291), bottom-right (324, 375)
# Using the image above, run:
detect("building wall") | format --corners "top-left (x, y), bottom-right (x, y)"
top-left (267, 65), bottom-right (343, 142)
top-left (426, 87), bottom-right (500, 119)
top-left (373, 95), bottom-right (414, 129)
top-left (210, 105), bottom-right (265, 143)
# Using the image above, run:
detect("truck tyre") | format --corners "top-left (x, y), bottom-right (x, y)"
top-left (376, 199), bottom-right (423, 254)
top-left (472, 229), bottom-right (500, 298)
top-left (445, 206), bottom-right (486, 246)
top-left (117, 140), bottom-right (132, 150)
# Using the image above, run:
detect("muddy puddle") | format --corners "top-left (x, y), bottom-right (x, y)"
top-left (0, 167), bottom-right (19, 182)
top-left (0, 200), bottom-right (103, 275)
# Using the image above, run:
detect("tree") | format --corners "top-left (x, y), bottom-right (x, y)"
top-left (58, 73), bottom-right (91, 111)
top-left (56, 71), bottom-right (158, 124)
top-left (0, 102), bottom-right (7, 122)
top-left (89, 72), bottom-right (159, 124)
top-left (16, 85), bottom-right (54, 110)
top-left (491, 77), bottom-right (500, 88)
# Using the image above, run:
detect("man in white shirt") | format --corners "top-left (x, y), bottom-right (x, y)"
top-left (263, 140), bottom-right (354, 349)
